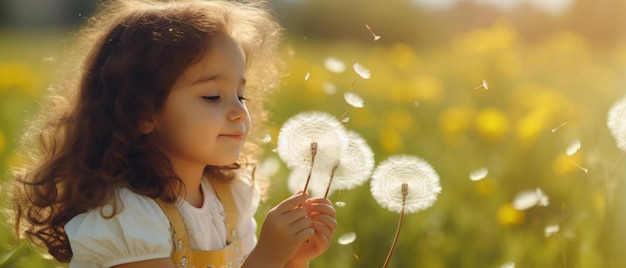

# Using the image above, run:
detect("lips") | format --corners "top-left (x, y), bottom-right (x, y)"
top-left (220, 132), bottom-right (245, 139)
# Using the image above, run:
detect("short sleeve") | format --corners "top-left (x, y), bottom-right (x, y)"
top-left (65, 188), bottom-right (172, 267)
top-left (230, 175), bottom-right (261, 255)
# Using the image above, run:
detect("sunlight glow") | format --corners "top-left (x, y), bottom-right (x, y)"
top-left (412, 0), bottom-right (572, 14)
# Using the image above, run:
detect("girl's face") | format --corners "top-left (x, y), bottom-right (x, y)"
top-left (149, 34), bottom-right (250, 171)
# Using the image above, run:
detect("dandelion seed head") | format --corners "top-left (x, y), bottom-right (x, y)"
top-left (566, 140), bottom-right (581, 156)
top-left (277, 111), bottom-right (348, 170)
top-left (512, 188), bottom-right (549, 210)
top-left (344, 92), bottom-right (364, 108)
top-left (329, 131), bottom-right (375, 191)
top-left (469, 167), bottom-right (489, 181)
top-left (353, 63), bottom-right (371, 79)
top-left (258, 156), bottom-right (281, 178)
top-left (287, 168), bottom-right (328, 197)
top-left (338, 232), bottom-right (357, 245)
top-left (607, 96), bottom-right (626, 151)
top-left (370, 155), bottom-right (441, 214)
top-left (324, 57), bottom-right (346, 73)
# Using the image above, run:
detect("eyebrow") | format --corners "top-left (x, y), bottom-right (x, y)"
top-left (192, 74), bottom-right (246, 86)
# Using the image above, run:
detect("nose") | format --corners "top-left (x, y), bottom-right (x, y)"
top-left (227, 98), bottom-right (248, 122)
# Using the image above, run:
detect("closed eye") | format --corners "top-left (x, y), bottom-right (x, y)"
top-left (202, 96), bottom-right (220, 102)
top-left (238, 96), bottom-right (248, 103)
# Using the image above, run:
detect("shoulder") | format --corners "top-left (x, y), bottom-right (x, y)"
top-left (65, 188), bottom-right (172, 267)
top-left (229, 172), bottom-right (261, 215)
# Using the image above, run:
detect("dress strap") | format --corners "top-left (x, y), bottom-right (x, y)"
top-left (209, 179), bottom-right (243, 264)
top-left (155, 179), bottom-right (243, 268)
top-left (155, 199), bottom-right (193, 267)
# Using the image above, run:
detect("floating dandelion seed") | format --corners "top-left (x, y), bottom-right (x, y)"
top-left (322, 82), bottom-right (337, 95)
top-left (322, 130), bottom-right (375, 197)
top-left (370, 155), bottom-right (441, 268)
top-left (475, 79), bottom-right (488, 90)
top-left (341, 117), bottom-right (350, 123)
top-left (335, 201), bottom-right (346, 207)
top-left (414, 101), bottom-right (420, 107)
top-left (500, 261), bottom-right (515, 268)
top-left (344, 92), bottom-right (364, 108)
top-left (568, 159), bottom-right (589, 174)
top-left (338, 232), bottom-right (357, 245)
top-left (566, 140), bottom-right (581, 156)
top-left (607, 96), bottom-right (626, 151)
top-left (304, 72), bottom-right (310, 81)
top-left (42, 57), bottom-right (54, 62)
top-left (512, 188), bottom-right (549, 210)
top-left (544, 224), bottom-right (560, 237)
top-left (338, 231), bottom-right (360, 259)
top-left (365, 23), bottom-right (381, 41)
top-left (353, 63), bottom-right (371, 79)
top-left (277, 111), bottom-right (349, 192)
top-left (324, 57), bottom-right (346, 73)
top-left (551, 122), bottom-right (567, 133)
top-left (261, 134), bottom-right (272, 144)
top-left (469, 167), bottom-right (488, 181)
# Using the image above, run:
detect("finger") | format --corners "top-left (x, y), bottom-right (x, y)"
top-left (305, 202), bottom-right (336, 217)
top-left (292, 218), bottom-right (315, 241)
top-left (309, 224), bottom-right (331, 247)
top-left (295, 190), bottom-right (310, 198)
top-left (281, 207), bottom-right (309, 224)
top-left (306, 197), bottom-right (332, 204)
top-left (311, 218), bottom-right (336, 237)
top-left (273, 193), bottom-right (307, 214)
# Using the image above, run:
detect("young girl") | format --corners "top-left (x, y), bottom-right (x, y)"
top-left (11, 0), bottom-right (337, 267)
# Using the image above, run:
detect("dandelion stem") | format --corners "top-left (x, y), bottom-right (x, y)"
top-left (302, 142), bottom-right (318, 194)
top-left (324, 161), bottom-right (340, 198)
top-left (383, 183), bottom-right (408, 268)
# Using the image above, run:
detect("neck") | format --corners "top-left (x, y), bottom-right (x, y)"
top-left (172, 164), bottom-right (205, 208)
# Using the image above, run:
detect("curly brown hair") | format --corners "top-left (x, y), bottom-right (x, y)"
top-left (10, 0), bottom-right (282, 262)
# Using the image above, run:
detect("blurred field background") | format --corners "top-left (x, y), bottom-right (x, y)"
top-left (1, 0), bottom-right (626, 267)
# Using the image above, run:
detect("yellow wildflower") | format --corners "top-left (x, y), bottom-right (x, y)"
top-left (474, 107), bottom-right (510, 143)
top-left (379, 128), bottom-right (403, 154)
top-left (497, 203), bottom-right (524, 226)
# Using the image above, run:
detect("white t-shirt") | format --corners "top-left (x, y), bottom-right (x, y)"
top-left (65, 177), bottom-right (260, 268)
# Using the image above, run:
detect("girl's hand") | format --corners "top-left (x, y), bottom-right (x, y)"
top-left (286, 197), bottom-right (337, 267)
top-left (244, 193), bottom-right (314, 268)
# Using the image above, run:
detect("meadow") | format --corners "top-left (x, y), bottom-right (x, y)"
top-left (1, 20), bottom-right (626, 267)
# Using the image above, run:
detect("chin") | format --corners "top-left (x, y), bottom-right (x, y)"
top-left (209, 155), bottom-right (241, 167)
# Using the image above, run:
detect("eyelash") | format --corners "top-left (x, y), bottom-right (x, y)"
top-left (202, 96), bottom-right (248, 103)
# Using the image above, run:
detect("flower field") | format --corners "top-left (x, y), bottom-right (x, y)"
top-left (1, 18), bottom-right (626, 267)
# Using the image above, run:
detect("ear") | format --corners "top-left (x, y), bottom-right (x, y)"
top-left (139, 120), bottom-right (155, 134)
